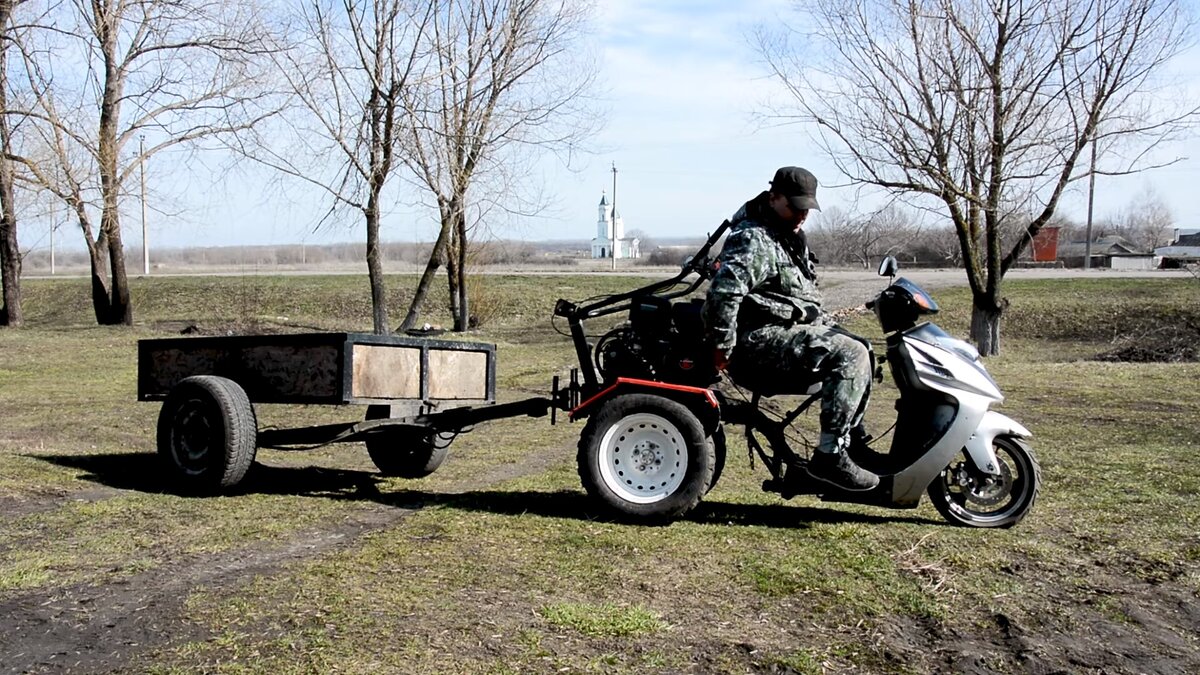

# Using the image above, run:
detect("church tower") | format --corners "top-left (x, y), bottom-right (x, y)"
top-left (598, 192), bottom-right (612, 241)
top-left (589, 184), bottom-right (639, 260)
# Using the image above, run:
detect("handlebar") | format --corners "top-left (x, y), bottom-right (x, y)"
top-left (683, 219), bottom-right (732, 278)
top-left (555, 219), bottom-right (733, 321)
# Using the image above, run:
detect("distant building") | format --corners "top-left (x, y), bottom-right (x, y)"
top-left (1058, 235), bottom-right (1155, 270)
top-left (1155, 231), bottom-right (1200, 268)
top-left (591, 192), bottom-right (640, 259)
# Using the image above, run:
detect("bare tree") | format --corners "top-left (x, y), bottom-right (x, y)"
top-left (804, 205), bottom-right (854, 265)
top-left (243, 0), bottom-right (432, 334)
top-left (757, 0), bottom-right (1197, 354)
top-left (1100, 186), bottom-right (1175, 252)
top-left (397, 0), bottom-right (599, 332)
top-left (9, 0), bottom-right (276, 325)
top-left (0, 0), bottom-right (31, 327)
top-left (846, 206), bottom-right (921, 269)
top-left (920, 226), bottom-right (965, 267)
top-left (806, 204), bottom-right (919, 267)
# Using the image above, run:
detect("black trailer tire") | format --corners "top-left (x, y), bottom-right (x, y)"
top-left (927, 436), bottom-right (1041, 528)
top-left (364, 405), bottom-right (448, 478)
top-left (157, 375), bottom-right (257, 491)
top-left (577, 393), bottom-right (715, 521)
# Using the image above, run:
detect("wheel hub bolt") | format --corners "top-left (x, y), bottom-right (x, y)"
top-left (631, 441), bottom-right (661, 471)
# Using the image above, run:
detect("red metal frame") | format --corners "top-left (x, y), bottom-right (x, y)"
top-left (569, 377), bottom-right (719, 420)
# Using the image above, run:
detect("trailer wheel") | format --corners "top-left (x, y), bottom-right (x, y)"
top-left (577, 393), bottom-right (714, 521)
top-left (364, 405), bottom-right (448, 478)
top-left (157, 376), bottom-right (257, 491)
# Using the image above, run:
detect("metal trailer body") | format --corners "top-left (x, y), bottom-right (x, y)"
top-left (138, 332), bottom-right (497, 407)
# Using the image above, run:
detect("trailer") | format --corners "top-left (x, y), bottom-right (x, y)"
top-left (138, 332), bottom-right (566, 490)
top-left (136, 224), bottom-right (732, 518)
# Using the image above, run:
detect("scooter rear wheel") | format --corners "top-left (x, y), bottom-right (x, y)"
top-left (927, 436), bottom-right (1041, 528)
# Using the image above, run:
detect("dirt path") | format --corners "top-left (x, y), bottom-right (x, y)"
top-left (0, 509), bottom-right (400, 675)
top-left (0, 442), bottom-right (574, 674)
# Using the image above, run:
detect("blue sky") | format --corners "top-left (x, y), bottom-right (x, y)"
top-left (24, 0), bottom-right (1200, 252)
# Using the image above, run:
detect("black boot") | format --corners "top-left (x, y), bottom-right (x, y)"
top-left (846, 425), bottom-right (890, 473)
top-left (807, 449), bottom-right (880, 492)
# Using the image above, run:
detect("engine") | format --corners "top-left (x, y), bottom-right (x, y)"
top-left (594, 297), bottom-right (718, 387)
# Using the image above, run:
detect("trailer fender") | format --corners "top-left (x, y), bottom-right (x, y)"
top-left (569, 378), bottom-right (720, 428)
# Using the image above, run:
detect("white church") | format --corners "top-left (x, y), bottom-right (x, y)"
top-left (590, 192), bottom-right (640, 259)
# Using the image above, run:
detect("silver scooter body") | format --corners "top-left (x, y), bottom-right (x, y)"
top-left (881, 321), bottom-right (1032, 505)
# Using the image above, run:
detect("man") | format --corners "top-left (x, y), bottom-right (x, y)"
top-left (702, 166), bottom-right (879, 491)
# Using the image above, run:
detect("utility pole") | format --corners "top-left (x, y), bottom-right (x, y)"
top-left (49, 198), bottom-right (55, 275)
top-left (1084, 13), bottom-right (1102, 272)
top-left (610, 162), bottom-right (618, 271)
top-left (140, 135), bottom-right (149, 275)
top-left (1084, 137), bottom-right (1096, 270)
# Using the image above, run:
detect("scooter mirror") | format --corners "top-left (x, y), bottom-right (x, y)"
top-left (878, 256), bottom-right (899, 278)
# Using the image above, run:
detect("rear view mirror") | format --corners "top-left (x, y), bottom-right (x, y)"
top-left (878, 256), bottom-right (899, 278)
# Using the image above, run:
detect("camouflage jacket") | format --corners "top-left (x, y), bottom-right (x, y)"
top-left (702, 192), bottom-right (824, 351)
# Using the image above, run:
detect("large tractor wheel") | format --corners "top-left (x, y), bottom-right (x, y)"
top-left (577, 393), bottom-right (715, 522)
top-left (157, 376), bottom-right (257, 491)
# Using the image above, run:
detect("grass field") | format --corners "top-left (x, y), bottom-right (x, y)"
top-left (1, 272), bottom-right (1198, 674)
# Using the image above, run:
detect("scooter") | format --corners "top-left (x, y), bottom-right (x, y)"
top-left (740, 256), bottom-right (1040, 527)
top-left (555, 227), bottom-right (1040, 528)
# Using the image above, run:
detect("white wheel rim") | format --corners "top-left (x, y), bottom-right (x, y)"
top-left (597, 412), bottom-right (688, 504)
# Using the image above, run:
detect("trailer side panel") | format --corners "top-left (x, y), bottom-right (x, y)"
top-left (138, 332), bottom-right (495, 405)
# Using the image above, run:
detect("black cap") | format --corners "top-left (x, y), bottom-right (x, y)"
top-left (769, 166), bottom-right (820, 212)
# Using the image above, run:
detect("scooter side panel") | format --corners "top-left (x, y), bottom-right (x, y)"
top-left (963, 411), bottom-right (1032, 474)
top-left (889, 391), bottom-right (993, 505)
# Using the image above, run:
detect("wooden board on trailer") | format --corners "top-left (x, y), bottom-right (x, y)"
top-left (137, 332), bottom-right (496, 405)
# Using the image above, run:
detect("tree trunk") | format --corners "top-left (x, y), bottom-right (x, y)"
top-left (455, 210), bottom-right (468, 330)
top-left (0, 33), bottom-right (21, 328)
top-left (969, 300), bottom-right (1003, 357)
top-left (0, 215), bottom-right (19, 327)
top-left (446, 222), bottom-right (461, 330)
top-left (96, 19), bottom-right (131, 326)
top-left (365, 202), bottom-right (389, 334)
top-left (73, 205), bottom-right (113, 323)
top-left (398, 210), bottom-right (454, 332)
top-left (102, 209), bottom-right (132, 325)
top-left (88, 245), bottom-right (113, 323)
top-left (0, 178), bottom-right (19, 328)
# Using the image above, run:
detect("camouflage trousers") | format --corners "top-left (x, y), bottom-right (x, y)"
top-left (728, 322), bottom-right (872, 438)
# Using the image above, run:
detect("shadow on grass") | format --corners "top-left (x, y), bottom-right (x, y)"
top-left (34, 452), bottom-right (941, 528)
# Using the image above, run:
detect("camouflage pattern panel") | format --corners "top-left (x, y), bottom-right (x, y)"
top-left (702, 219), bottom-right (823, 351)
top-left (730, 323), bottom-right (872, 435)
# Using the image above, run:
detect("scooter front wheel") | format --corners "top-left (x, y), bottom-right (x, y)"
top-left (927, 436), bottom-right (1041, 528)
top-left (577, 393), bottom-right (715, 522)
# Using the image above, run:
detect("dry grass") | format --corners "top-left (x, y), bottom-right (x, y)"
top-left (1, 274), bottom-right (1198, 673)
